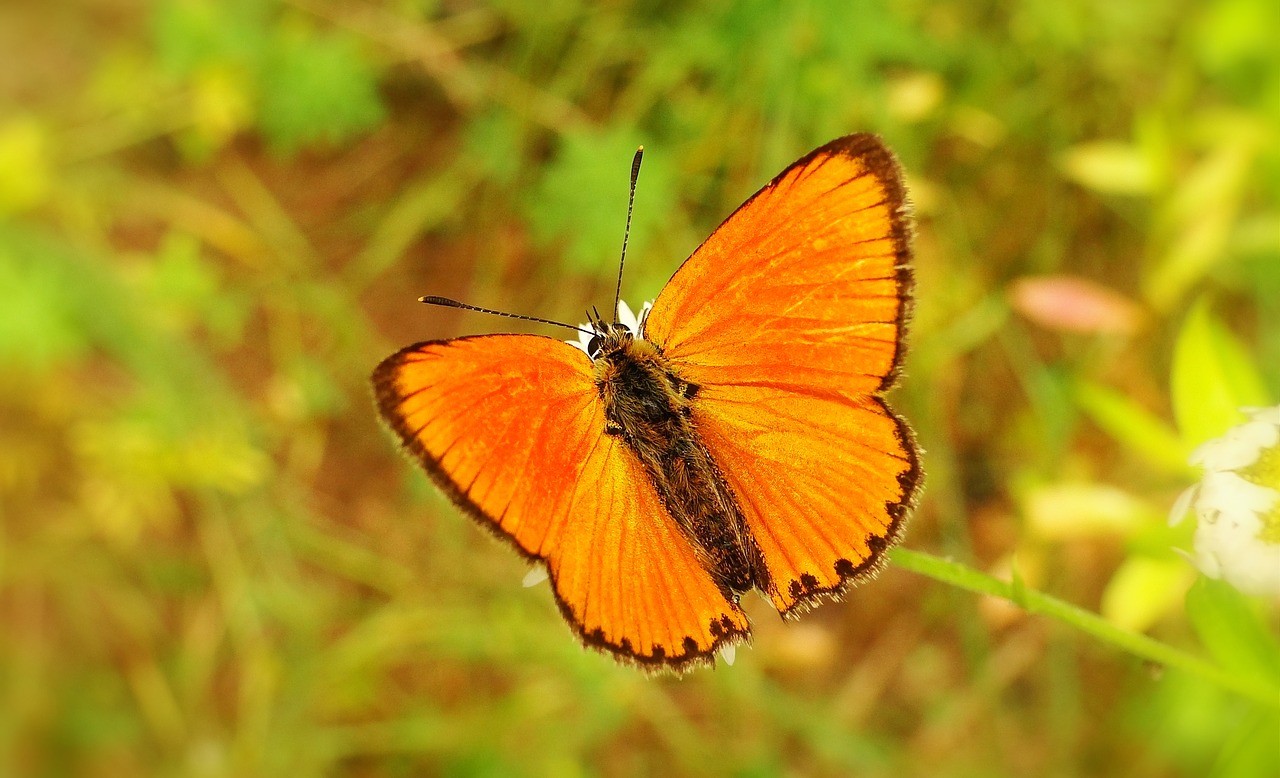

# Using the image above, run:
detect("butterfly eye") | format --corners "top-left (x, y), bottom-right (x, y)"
top-left (586, 335), bottom-right (603, 357)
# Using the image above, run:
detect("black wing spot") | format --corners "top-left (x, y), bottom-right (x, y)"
top-left (619, 637), bottom-right (633, 653)
top-left (651, 645), bottom-right (666, 661)
top-left (682, 636), bottom-right (699, 656)
top-left (589, 627), bottom-right (605, 643)
top-left (800, 573), bottom-right (820, 591)
top-left (867, 535), bottom-right (888, 554)
top-left (720, 615), bottom-right (735, 632)
top-left (709, 619), bottom-right (724, 638)
top-left (788, 580), bottom-right (804, 598)
top-left (834, 558), bottom-right (856, 577)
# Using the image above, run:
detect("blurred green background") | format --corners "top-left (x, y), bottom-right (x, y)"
top-left (2, 0), bottom-right (1278, 775)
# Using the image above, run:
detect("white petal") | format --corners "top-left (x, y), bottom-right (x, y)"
top-left (1243, 405), bottom-right (1280, 426)
top-left (1197, 472), bottom-right (1278, 522)
top-left (522, 567), bottom-right (549, 588)
top-left (719, 644), bottom-right (737, 666)
top-left (617, 299), bottom-right (638, 334)
top-left (1169, 486), bottom-right (1197, 527)
top-left (637, 300), bottom-right (654, 329)
top-left (566, 324), bottom-right (595, 355)
top-left (1192, 507), bottom-right (1280, 596)
top-left (1189, 415), bottom-right (1279, 472)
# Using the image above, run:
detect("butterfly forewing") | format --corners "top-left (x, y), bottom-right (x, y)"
top-left (373, 335), bottom-right (749, 668)
top-left (646, 134), bottom-right (910, 398)
top-left (644, 133), bottom-right (922, 613)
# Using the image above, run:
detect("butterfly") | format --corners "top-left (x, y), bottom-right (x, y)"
top-left (373, 133), bottom-right (922, 671)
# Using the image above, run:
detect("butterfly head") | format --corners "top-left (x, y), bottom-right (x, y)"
top-left (586, 322), bottom-right (635, 359)
top-left (568, 299), bottom-right (654, 360)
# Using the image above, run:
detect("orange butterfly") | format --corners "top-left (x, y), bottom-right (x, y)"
top-left (373, 134), bottom-right (922, 671)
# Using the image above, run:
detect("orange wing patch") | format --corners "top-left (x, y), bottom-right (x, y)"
top-left (645, 133), bottom-right (912, 401)
top-left (373, 335), bottom-right (748, 668)
top-left (691, 386), bottom-right (918, 613)
top-left (644, 133), bottom-right (921, 614)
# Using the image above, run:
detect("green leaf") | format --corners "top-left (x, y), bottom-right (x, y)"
top-left (150, 0), bottom-right (271, 78)
top-left (463, 110), bottom-right (526, 187)
top-left (0, 225), bottom-right (98, 372)
top-left (1101, 556), bottom-right (1193, 632)
top-left (143, 232), bottom-right (249, 347)
top-left (1170, 298), bottom-right (1270, 447)
top-left (1075, 379), bottom-right (1191, 474)
top-left (1008, 555), bottom-right (1029, 608)
top-left (258, 30), bottom-right (386, 154)
top-left (524, 127), bottom-right (677, 279)
top-left (1185, 577), bottom-right (1280, 693)
top-left (279, 356), bottom-right (349, 421)
top-left (1208, 709), bottom-right (1280, 778)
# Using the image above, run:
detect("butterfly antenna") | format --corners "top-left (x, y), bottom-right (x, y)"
top-left (420, 296), bottom-right (592, 336)
top-left (612, 146), bottom-right (644, 323)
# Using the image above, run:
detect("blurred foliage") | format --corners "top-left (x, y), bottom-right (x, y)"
top-left (2, 0), bottom-right (1278, 776)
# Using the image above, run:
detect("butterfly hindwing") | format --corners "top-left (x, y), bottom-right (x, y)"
top-left (685, 386), bottom-right (918, 614)
top-left (644, 133), bottom-right (922, 614)
top-left (373, 335), bottom-right (749, 668)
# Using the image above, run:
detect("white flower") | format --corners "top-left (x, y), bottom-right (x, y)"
top-left (566, 299), bottom-right (653, 355)
top-left (1170, 406), bottom-right (1280, 596)
top-left (616, 298), bottom-right (652, 337)
top-left (1189, 406), bottom-right (1280, 471)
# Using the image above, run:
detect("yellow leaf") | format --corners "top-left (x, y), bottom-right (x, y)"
top-left (1022, 481), bottom-right (1157, 540)
top-left (0, 117), bottom-right (52, 214)
top-left (1101, 557), bottom-right (1195, 632)
top-left (1058, 141), bottom-right (1155, 196)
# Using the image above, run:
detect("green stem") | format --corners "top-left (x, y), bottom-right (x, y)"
top-left (891, 547), bottom-right (1279, 708)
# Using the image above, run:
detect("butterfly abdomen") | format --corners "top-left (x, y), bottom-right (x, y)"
top-left (594, 334), bottom-right (765, 596)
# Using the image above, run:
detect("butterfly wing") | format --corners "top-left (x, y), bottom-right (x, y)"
top-left (643, 133), bottom-right (922, 615)
top-left (373, 335), bottom-right (749, 668)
